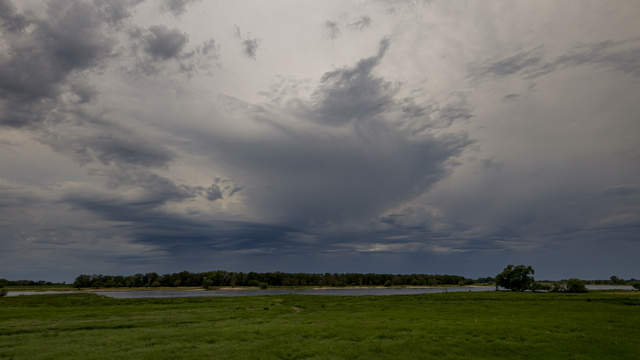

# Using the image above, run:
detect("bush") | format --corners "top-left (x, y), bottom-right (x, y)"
top-left (383, 280), bottom-right (392, 287)
top-left (550, 283), bottom-right (566, 292)
top-left (248, 280), bottom-right (260, 287)
top-left (632, 283), bottom-right (640, 290)
top-left (0, 287), bottom-right (7, 297)
top-left (259, 282), bottom-right (268, 289)
top-left (566, 278), bottom-right (588, 293)
top-left (530, 282), bottom-right (551, 292)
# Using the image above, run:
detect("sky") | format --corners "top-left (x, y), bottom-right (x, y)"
top-left (1, 0), bottom-right (639, 282)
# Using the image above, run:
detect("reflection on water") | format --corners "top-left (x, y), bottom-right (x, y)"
top-left (7, 290), bottom-right (79, 296)
top-left (97, 286), bottom-right (496, 298)
top-left (7, 287), bottom-right (493, 298)
top-left (585, 285), bottom-right (634, 290)
top-left (6, 284), bottom-right (634, 298)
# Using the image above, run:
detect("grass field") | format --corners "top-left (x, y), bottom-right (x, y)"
top-left (1, 291), bottom-right (639, 359)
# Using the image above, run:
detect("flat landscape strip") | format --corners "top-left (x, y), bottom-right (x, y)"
top-left (1, 291), bottom-right (639, 359)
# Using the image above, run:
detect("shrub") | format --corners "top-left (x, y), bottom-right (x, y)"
top-left (550, 283), bottom-right (566, 292)
top-left (0, 287), bottom-right (7, 297)
top-left (530, 282), bottom-right (551, 292)
top-left (259, 282), bottom-right (268, 289)
top-left (632, 283), bottom-right (640, 290)
top-left (566, 278), bottom-right (588, 293)
top-left (383, 280), bottom-right (392, 287)
top-left (248, 280), bottom-right (260, 287)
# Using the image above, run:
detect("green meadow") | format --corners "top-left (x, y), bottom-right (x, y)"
top-left (1, 291), bottom-right (639, 359)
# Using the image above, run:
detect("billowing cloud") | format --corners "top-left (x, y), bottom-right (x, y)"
top-left (233, 25), bottom-right (260, 59)
top-left (143, 25), bottom-right (188, 60)
top-left (324, 20), bottom-right (341, 39)
top-left (1, 0), bottom-right (639, 281)
top-left (471, 39), bottom-right (640, 80)
top-left (161, 0), bottom-right (201, 17)
top-left (348, 16), bottom-right (372, 31)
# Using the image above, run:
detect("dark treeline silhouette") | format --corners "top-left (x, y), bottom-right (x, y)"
top-left (0, 279), bottom-right (65, 287)
top-left (72, 271), bottom-right (477, 288)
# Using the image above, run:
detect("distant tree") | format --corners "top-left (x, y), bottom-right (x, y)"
top-left (202, 277), bottom-right (213, 290)
top-left (610, 275), bottom-right (624, 285)
top-left (383, 280), bottom-right (392, 287)
top-left (495, 265), bottom-right (535, 291)
top-left (632, 283), bottom-right (640, 291)
top-left (550, 282), bottom-right (566, 292)
top-left (0, 287), bottom-right (7, 297)
top-left (566, 278), bottom-right (587, 293)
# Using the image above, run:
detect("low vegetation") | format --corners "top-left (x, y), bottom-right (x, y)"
top-left (1, 291), bottom-right (639, 359)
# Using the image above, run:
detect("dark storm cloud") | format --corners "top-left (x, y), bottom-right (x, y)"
top-left (59, 176), bottom-right (298, 255)
top-left (206, 178), bottom-right (242, 202)
top-left (0, 0), bottom-right (142, 128)
top-left (161, 0), bottom-right (200, 17)
top-left (129, 26), bottom-right (218, 75)
top-left (471, 39), bottom-right (640, 80)
top-left (143, 25), bottom-right (188, 60)
top-left (79, 133), bottom-right (174, 168)
top-left (0, 0), bottom-right (28, 32)
top-left (309, 38), bottom-right (393, 126)
top-left (179, 39), bottom-right (472, 228)
top-left (241, 38), bottom-right (260, 60)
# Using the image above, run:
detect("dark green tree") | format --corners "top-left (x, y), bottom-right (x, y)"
top-left (495, 264), bottom-right (535, 291)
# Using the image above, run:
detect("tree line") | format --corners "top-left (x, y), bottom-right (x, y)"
top-left (0, 279), bottom-right (65, 287)
top-left (71, 271), bottom-right (475, 288)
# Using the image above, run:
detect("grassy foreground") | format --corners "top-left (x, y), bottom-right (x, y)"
top-left (1, 291), bottom-right (639, 359)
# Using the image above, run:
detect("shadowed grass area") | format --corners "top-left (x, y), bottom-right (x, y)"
top-left (1, 291), bottom-right (639, 359)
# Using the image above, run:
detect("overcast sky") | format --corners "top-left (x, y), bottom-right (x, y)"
top-left (1, 0), bottom-right (639, 281)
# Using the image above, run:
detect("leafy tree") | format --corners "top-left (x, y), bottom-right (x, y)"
top-left (495, 264), bottom-right (535, 291)
top-left (632, 283), bottom-right (640, 290)
top-left (566, 278), bottom-right (587, 293)
top-left (0, 287), bottom-right (7, 297)
top-left (383, 280), bottom-right (392, 287)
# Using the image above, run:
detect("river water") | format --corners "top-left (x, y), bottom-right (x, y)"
top-left (6, 285), bottom-right (634, 298)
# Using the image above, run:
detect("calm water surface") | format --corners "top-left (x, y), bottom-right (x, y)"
top-left (7, 284), bottom-right (634, 298)
top-left (8, 287), bottom-right (493, 298)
